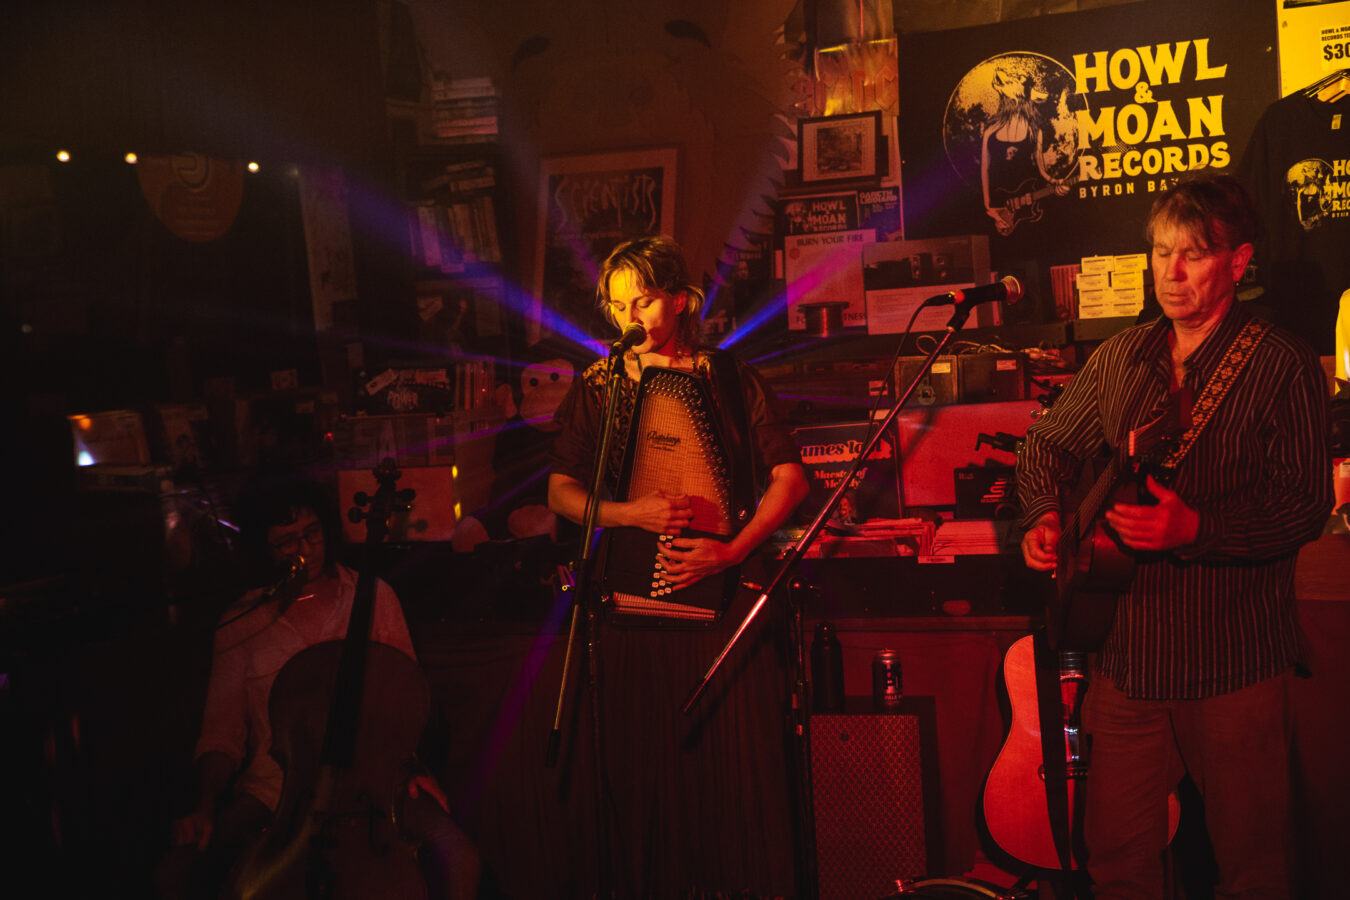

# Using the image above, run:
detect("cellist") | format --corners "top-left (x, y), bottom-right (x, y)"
top-left (156, 473), bottom-right (480, 900)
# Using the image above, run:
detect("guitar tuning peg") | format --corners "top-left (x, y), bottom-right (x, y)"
top-left (354, 491), bottom-right (370, 505)
top-left (347, 508), bottom-right (363, 524)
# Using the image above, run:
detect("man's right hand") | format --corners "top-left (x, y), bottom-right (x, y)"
top-left (172, 808), bottom-right (215, 851)
top-left (1021, 511), bottom-right (1061, 572)
top-left (623, 489), bottom-right (694, 534)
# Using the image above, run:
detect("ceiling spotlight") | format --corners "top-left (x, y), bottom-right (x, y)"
top-left (124, 152), bottom-right (138, 164)
top-left (247, 161), bottom-right (260, 173)
top-left (56, 150), bottom-right (70, 162)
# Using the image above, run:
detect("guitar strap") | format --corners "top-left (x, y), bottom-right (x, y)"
top-left (1159, 317), bottom-right (1272, 469)
top-left (1032, 631), bottom-right (1077, 884)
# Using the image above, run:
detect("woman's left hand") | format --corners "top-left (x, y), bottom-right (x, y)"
top-left (656, 536), bottom-right (743, 591)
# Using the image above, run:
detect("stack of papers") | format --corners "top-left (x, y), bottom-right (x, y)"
top-left (928, 520), bottom-right (1014, 556)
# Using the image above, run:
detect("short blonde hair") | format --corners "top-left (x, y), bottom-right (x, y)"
top-left (596, 235), bottom-right (705, 348)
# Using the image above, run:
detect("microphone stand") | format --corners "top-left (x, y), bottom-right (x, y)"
top-left (683, 294), bottom-right (987, 713)
top-left (545, 340), bottom-right (630, 898)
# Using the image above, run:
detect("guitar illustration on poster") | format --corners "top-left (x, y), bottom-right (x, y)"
top-left (942, 52), bottom-right (1088, 238)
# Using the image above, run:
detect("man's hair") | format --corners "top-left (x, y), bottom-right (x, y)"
top-left (596, 235), bottom-right (706, 349)
top-left (1145, 172), bottom-right (1263, 253)
top-left (233, 470), bottom-right (339, 578)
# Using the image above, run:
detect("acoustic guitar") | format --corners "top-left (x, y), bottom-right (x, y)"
top-left (982, 634), bottom-right (1180, 871)
top-left (1048, 402), bottom-right (1185, 651)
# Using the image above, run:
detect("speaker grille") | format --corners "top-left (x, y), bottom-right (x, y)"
top-left (811, 713), bottom-right (932, 900)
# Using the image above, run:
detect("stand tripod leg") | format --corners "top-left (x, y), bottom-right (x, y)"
top-left (542, 566), bottom-right (613, 896)
top-left (545, 599), bottom-right (580, 768)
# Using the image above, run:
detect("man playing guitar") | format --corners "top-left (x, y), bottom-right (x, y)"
top-left (1016, 174), bottom-right (1332, 899)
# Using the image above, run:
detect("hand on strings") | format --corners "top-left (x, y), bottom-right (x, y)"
top-left (1104, 475), bottom-right (1200, 551)
top-left (657, 535), bottom-right (740, 590)
top-left (171, 809), bottom-right (215, 851)
top-left (624, 490), bottom-right (694, 534)
top-left (1021, 511), bottom-right (1061, 572)
top-left (407, 772), bottom-right (450, 814)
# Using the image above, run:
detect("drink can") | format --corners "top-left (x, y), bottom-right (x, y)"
top-left (872, 649), bottom-right (902, 712)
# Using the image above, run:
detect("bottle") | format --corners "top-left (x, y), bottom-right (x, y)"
top-left (810, 621), bottom-right (845, 713)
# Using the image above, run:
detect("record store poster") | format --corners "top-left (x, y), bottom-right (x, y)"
top-left (897, 0), bottom-right (1276, 284)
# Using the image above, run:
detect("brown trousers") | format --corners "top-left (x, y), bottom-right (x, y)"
top-left (1082, 669), bottom-right (1294, 900)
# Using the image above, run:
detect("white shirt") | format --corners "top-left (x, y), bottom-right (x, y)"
top-left (193, 565), bottom-right (416, 811)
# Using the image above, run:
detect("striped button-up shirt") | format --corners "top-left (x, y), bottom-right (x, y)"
top-left (1017, 302), bottom-right (1332, 699)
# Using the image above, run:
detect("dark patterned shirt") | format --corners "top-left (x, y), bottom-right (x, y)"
top-left (1017, 302), bottom-right (1332, 699)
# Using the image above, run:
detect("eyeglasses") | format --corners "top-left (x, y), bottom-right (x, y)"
top-left (270, 522), bottom-right (325, 555)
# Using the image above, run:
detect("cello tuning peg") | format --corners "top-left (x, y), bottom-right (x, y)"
top-left (354, 491), bottom-right (371, 505)
top-left (347, 508), bottom-right (363, 524)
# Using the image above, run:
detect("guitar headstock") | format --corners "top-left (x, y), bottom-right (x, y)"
top-left (1127, 395), bottom-right (1191, 459)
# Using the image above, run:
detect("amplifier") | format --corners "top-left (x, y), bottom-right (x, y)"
top-left (810, 701), bottom-right (940, 900)
top-left (894, 356), bottom-right (958, 407)
top-left (955, 352), bottom-right (1028, 403)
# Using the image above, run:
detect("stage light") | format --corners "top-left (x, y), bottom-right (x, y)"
top-left (247, 161), bottom-right (260, 173)
top-left (124, 152), bottom-right (138, 164)
top-left (56, 149), bottom-right (70, 162)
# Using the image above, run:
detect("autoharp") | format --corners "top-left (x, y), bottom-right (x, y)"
top-left (599, 365), bottom-right (749, 625)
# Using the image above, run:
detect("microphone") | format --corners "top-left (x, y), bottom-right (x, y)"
top-left (927, 275), bottom-right (1024, 309)
top-left (262, 554), bottom-right (307, 599)
top-left (610, 322), bottom-right (647, 354)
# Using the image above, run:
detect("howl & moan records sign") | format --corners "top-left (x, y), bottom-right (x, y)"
top-left (898, 0), bottom-right (1277, 288)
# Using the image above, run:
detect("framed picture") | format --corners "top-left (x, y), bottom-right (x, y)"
top-left (532, 148), bottom-right (678, 346)
top-left (798, 111), bottom-right (884, 185)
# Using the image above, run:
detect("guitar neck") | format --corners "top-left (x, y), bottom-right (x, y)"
top-left (1063, 444), bottom-right (1127, 548)
top-left (1062, 397), bottom-right (1182, 549)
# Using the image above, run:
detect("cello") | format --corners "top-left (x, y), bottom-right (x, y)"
top-left (225, 460), bottom-right (430, 899)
